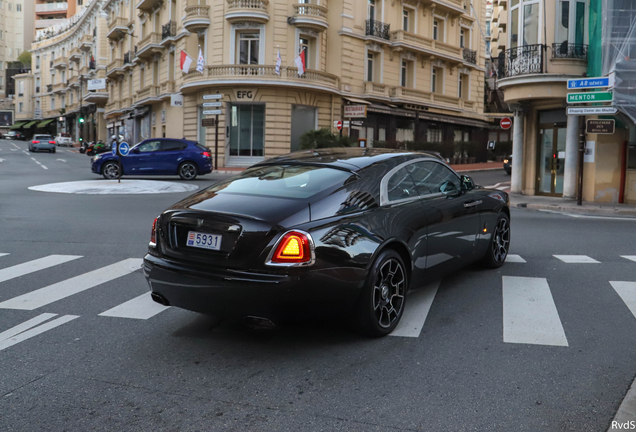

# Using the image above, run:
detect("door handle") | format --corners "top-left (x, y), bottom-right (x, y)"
top-left (464, 200), bottom-right (482, 208)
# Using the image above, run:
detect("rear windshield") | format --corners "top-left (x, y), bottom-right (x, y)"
top-left (35, 135), bottom-right (52, 140)
top-left (207, 165), bottom-right (355, 199)
top-left (60, 133), bottom-right (70, 137)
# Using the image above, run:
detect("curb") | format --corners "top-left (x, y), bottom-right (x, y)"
top-left (511, 202), bottom-right (636, 218)
top-left (607, 375), bottom-right (636, 431)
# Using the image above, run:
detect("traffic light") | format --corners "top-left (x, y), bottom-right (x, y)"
top-left (79, 117), bottom-right (85, 123)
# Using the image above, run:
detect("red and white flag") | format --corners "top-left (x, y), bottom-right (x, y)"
top-left (180, 50), bottom-right (193, 72)
top-left (196, 48), bottom-right (205, 73)
top-left (294, 49), bottom-right (306, 76)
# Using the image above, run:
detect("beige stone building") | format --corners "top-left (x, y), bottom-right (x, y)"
top-left (18, 0), bottom-right (489, 167)
top-left (0, 0), bottom-right (34, 92)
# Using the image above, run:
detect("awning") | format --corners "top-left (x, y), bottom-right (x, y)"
top-left (9, 121), bottom-right (26, 130)
top-left (343, 97), bottom-right (372, 105)
top-left (37, 119), bottom-right (54, 128)
top-left (23, 121), bottom-right (38, 128)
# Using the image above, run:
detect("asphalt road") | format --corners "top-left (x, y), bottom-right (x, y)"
top-left (0, 139), bottom-right (634, 431)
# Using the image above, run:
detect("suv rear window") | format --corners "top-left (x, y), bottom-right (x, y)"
top-left (207, 165), bottom-right (355, 199)
top-left (34, 135), bottom-right (52, 140)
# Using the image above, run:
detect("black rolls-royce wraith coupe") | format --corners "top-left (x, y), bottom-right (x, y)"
top-left (143, 148), bottom-right (510, 336)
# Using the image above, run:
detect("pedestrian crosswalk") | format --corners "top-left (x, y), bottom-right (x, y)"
top-left (0, 251), bottom-right (635, 351)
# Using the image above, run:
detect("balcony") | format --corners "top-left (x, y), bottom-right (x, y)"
top-left (289, 3), bottom-right (329, 32)
top-left (35, 18), bottom-right (66, 29)
top-left (135, 85), bottom-right (160, 103)
top-left (136, 33), bottom-right (162, 59)
top-left (84, 91), bottom-right (109, 104)
top-left (105, 100), bottom-right (122, 114)
top-left (181, 65), bottom-right (339, 94)
top-left (68, 75), bottom-right (79, 87)
top-left (69, 48), bottom-right (82, 62)
top-left (390, 30), bottom-right (464, 63)
top-left (52, 82), bottom-right (67, 93)
top-left (107, 17), bottom-right (129, 40)
top-left (123, 51), bottom-right (134, 69)
top-left (65, 102), bottom-right (79, 113)
top-left (419, 0), bottom-right (466, 16)
top-left (79, 34), bottom-right (93, 51)
top-left (46, 84), bottom-right (53, 93)
top-left (106, 59), bottom-right (124, 78)
top-left (503, 44), bottom-right (545, 78)
top-left (366, 20), bottom-right (390, 41)
top-left (462, 48), bottom-right (477, 65)
top-left (52, 57), bottom-right (69, 69)
top-left (551, 43), bottom-right (588, 60)
top-left (184, 5), bottom-right (211, 32)
top-left (364, 81), bottom-right (391, 98)
top-left (160, 81), bottom-right (175, 94)
top-left (161, 21), bottom-right (176, 46)
top-left (35, 2), bottom-right (68, 13)
top-left (136, 0), bottom-right (162, 11)
top-left (225, 0), bottom-right (269, 24)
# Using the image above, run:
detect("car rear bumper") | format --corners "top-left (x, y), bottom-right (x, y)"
top-left (143, 254), bottom-right (364, 321)
top-left (32, 144), bottom-right (55, 151)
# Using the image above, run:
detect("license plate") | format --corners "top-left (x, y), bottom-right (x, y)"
top-left (186, 231), bottom-right (222, 251)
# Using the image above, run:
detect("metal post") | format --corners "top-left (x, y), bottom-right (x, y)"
top-left (117, 136), bottom-right (122, 184)
top-left (214, 114), bottom-right (219, 171)
top-left (577, 116), bottom-right (585, 206)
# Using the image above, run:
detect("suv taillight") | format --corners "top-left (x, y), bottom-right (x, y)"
top-left (33, 140), bottom-right (40, 143)
top-left (268, 231), bottom-right (314, 265)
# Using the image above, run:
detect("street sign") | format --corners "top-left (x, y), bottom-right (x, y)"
top-left (567, 92), bottom-right (612, 104)
top-left (202, 109), bottom-right (223, 115)
top-left (344, 105), bottom-right (367, 118)
top-left (203, 94), bottom-right (223, 100)
top-left (567, 106), bottom-right (618, 115)
top-left (567, 76), bottom-right (614, 90)
top-left (201, 118), bottom-right (216, 127)
top-left (118, 142), bottom-right (130, 156)
top-left (202, 102), bottom-right (222, 108)
top-left (500, 117), bottom-right (512, 129)
top-left (586, 119), bottom-right (615, 134)
top-left (334, 120), bottom-right (342, 131)
top-left (112, 143), bottom-right (117, 156)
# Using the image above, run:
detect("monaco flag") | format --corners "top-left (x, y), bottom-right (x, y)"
top-left (294, 49), bottom-right (306, 76)
top-left (180, 50), bottom-right (193, 72)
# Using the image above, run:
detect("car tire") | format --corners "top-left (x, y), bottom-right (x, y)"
top-left (102, 161), bottom-right (121, 180)
top-left (354, 249), bottom-right (408, 337)
top-left (52, 149), bottom-right (56, 153)
top-left (482, 212), bottom-right (510, 269)
top-left (178, 161), bottom-right (198, 180)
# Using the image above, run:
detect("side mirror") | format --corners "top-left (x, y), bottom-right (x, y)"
top-left (132, 147), bottom-right (140, 154)
top-left (461, 175), bottom-right (475, 191)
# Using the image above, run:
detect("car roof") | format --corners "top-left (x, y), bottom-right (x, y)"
top-left (253, 148), bottom-right (444, 172)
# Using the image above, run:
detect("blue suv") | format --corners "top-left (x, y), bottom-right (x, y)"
top-left (91, 138), bottom-right (213, 180)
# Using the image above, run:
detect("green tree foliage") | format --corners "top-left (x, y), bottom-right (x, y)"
top-left (299, 128), bottom-right (353, 150)
top-left (17, 51), bottom-right (32, 67)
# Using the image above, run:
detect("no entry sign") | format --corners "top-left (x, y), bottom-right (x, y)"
top-left (334, 120), bottom-right (343, 131)
top-left (500, 117), bottom-right (512, 130)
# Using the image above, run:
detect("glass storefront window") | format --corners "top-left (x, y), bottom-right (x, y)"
top-left (229, 105), bottom-right (264, 157)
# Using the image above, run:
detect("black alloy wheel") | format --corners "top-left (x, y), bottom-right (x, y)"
top-left (178, 162), bottom-right (198, 180)
top-left (482, 213), bottom-right (510, 268)
top-left (355, 249), bottom-right (407, 337)
top-left (102, 161), bottom-right (121, 180)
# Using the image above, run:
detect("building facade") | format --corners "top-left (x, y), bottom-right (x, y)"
top-left (35, 0), bottom-right (79, 32)
top-left (0, 0), bottom-right (34, 95)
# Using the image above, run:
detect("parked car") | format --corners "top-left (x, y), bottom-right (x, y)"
top-left (91, 138), bottom-right (213, 180)
top-left (504, 155), bottom-right (512, 174)
top-left (54, 133), bottom-right (73, 147)
top-left (29, 134), bottom-right (56, 153)
top-left (3, 131), bottom-right (26, 140)
top-left (143, 148), bottom-right (511, 336)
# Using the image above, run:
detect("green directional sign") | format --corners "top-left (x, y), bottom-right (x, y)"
top-left (567, 92), bottom-right (612, 104)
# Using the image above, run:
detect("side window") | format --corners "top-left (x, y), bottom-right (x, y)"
top-left (409, 161), bottom-right (461, 193)
top-left (386, 166), bottom-right (419, 202)
top-left (137, 140), bottom-right (161, 152)
top-left (161, 140), bottom-right (186, 151)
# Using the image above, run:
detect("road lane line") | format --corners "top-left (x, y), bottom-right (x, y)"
top-left (0, 315), bottom-right (79, 352)
top-left (40, 165), bottom-right (48, 170)
top-left (621, 256), bottom-right (636, 263)
top-left (11, 143), bottom-right (19, 148)
top-left (610, 282), bottom-right (636, 319)
top-left (0, 255), bottom-right (83, 284)
top-left (0, 253), bottom-right (9, 258)
top-left (99, 292), bottom-right (170, 320)
top-left (390, 280), bottom-right (440, 338)
top-left (553, 255), bottom-right (600, 263)
top-left (502, 276), bottom-right (568, 346)
top-left (506, 254), bottom-right (526, 263)
top-left (0, 258), bottom-right (142, 310)
top-left (56, 159), bottom-right (66, 162)
top-left (0, 313), bottom-right (57, 342)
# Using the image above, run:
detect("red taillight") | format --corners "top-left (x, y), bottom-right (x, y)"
top-left (49, 141), bottom-right (55, 144)
top-left (150, 217), bottom-right (158, 245)
top-left (201, 151), bottom-right (211, 158)
top-left (270, 231), bottom-right (313, 264)
top-left (33, 140), bottom-right (40, 143)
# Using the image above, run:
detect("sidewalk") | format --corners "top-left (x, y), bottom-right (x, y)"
top-left (509, 194), bottom-right (636, 217)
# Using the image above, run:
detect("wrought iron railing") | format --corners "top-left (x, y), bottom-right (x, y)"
top-left (124, 52), bottom-right (131, 64)
top-left (162, 21), bottom-right (176, 40)
top-left (46, 84), bottom-right (53, 93)
top-left (551, 43), bottom-right (588, 60)
top-left (366, 19), bottom-right (390, 40)
top-left (503, 44), bottom-right (545, 78)
top-left (462, 48), bottom-right (477, 64)
top-left (89, 60), bottom-right (96, 70)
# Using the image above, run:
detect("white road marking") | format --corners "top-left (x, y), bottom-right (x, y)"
top-left (0, 258), bottom-right (142, 310)
top-left (23, 151), bottom-right (29, 155)
top-left (10, 148), bottom-right (17, 151)
top-left (56, 159), bottom-right (66, 162)
top-left (0, 313), bottom-right (57, 342)
top-left (502, 276), bottom-right (568, 346)
top-left (0, 253), bottom-right (9, 258)
top-left (506, 254), bottom-right (526, 263)
top-left (99, 292), bottom-right (170, 320)
top-left (0, 158), bottom-right (4, 162)
top-left (29, 180), bottom-right (199, 195)
top-left (0, 315), bottom-right (79, 352)
top-left (610, 282), bottom-right (636, 319)
top-left (390, 280), bottom-right (440, 338)
top-left (553, 255), bottom-right (600, 263)
top-left (0, 255), bottom-right (83, 284)
top-left (11, 143), bottom-right (19, 148)
top-left (621, 256), bottom-right (636, 263)
top-left (538, 209), bottom-right (636, 221)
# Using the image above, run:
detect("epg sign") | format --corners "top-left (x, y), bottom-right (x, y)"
top-left (234, 89), bottom-right (256, 101)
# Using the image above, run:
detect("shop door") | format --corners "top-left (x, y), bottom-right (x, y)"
top-left (536, 124), bottom-right (567, 196)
